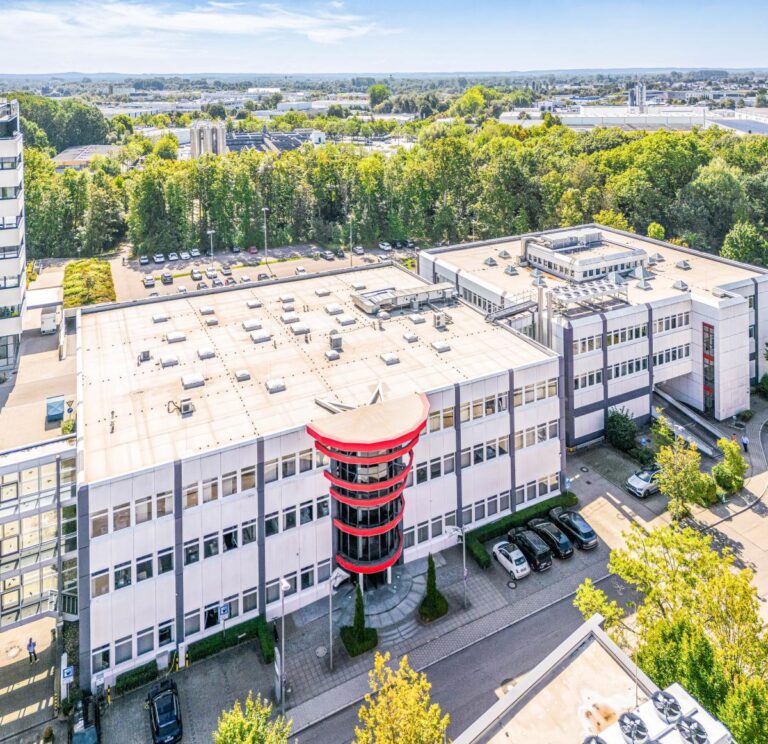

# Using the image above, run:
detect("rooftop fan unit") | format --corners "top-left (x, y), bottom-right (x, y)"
top-left (498, 249), bottom-right (512, 259)
top-left (673, 280), bottom-right (689, 291)
top-left (504, 265), bottom-right (518, 276)
top-left (675, 259), bottom-right (691, 270)
top-left (179, 398), bottom-right (194, 416)
top-left (138, 350), bottom-right (151, 363)
top-left (618, 712), bottom-right (650, 744)
top-left (484, 257), bottom-right (498, 267)
top-left (329, 332), bottom-right (343, 351)
top-left (434, 312), bottom-right (447, 329)
top-left (636, 278), bottom-right (652, 291)
top-left (677, 717), bottom-right (709, 744)
top-left (652, 690), bottom-right (682, 725)
top-left (633, 265), bottom-right (653, 280)
top-left (651, 252), bottom-right (665, 262)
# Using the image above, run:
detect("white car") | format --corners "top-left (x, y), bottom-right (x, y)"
top-left (492, 541), bottom-right (531, 579)
top-left (295, 266), bottom-right (307, 275)
top-left (189, 248), bottom-right (201, 258)
top-left (177, 285), bottom-right (187, 294)
top-left (168, 252), bottom-right (180, 262)
top-left (352, 245), bottom-right (365, 255)
top-left (205, 267), bottom-right (217, 280)
top-left (378, 241), bottom-right (392, 251)
top-left (179, 251), bottom-right (191, 261)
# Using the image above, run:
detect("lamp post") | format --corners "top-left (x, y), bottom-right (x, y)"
top-left (328, 567), bottom-right (350, 671)
top-left (206, 228), bottom-right (215, 260)
top-left (279, 577), bottom-right (290, 715)
top-left (262, 206), bottom-right (270, 271)
top-left (445, 525), bottom-right (467, 609)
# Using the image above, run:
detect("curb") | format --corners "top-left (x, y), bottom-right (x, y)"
top-left (291, 572), bottom-right (612, 735)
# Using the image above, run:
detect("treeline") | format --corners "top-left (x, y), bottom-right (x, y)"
top-left (21, 118), bottom-right (768, 262)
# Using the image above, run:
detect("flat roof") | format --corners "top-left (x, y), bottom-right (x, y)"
top-left (79, 264), bottom-right (554, 483)
top-left (428, 225), bottom-right (764, 306)
top-left (52, 145), bottom-right (121, 163)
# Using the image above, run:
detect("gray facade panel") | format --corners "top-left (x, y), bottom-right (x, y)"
top-left (77, 485), bottom-right (90, 691)
top-left (454, 383), bottom-right (464, 525)
top-left (562, 323), bottom-right (575, 448)
top-left (508, 370), bottom-right (516, 513)
top-left (256, 438), bottom-right (266, 616)
top-left (173, 460), bottom-right (184, 645)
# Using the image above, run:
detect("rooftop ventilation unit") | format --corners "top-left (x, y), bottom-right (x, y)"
top-left (251, 330), bottom-right (272, 344)
top-left (483, 257), bottom-right (497, 267)
top-left (652, 691), bottom-right (682, 725)
top-left (325, 349), bottom-right (340, 361)
top-left (636, 278), bottom-right (652, 291)
top-left (673, 280), bottom-right (689, 291)
top-left (434, 312), bottom-right (448, 329)
top-left (265, 378), bottom-right (286, 394)
top-left (282, 302), bottom-right (295, 312)
top-left (199, 306), bottom-right (215, 316)
top-left (138, 350), bottom-right (151, 363)
top-left (647, 255), bottom-right (657, 265)
top-left (329, 331), bottom-right (343, 351)
top-left (409, 313), bottom-right (426, 325)
top-left (166, 332), bottom-right (186, 344)
top-left (246, 299), bottom-right (262, 309)
top-left (352, 282), bottom-right (366, 290)
top-left (315, 288), bottom-right (330, 297)
top-left (181, 373), bottom-right (205, 390)
top-left (532, 275), bottom-right (547, 288)
top-left (197, 348), bottom-right (215, 360)
top-left (234, 370), bottom-right (250, 382)
top-left (380, 352), bottom-right (400, 365)
top-left (651, 252), bottom-right (665, 262)
top-left (160, 355), bottom-right (178, 368)
top-left (292, 323), bottom-right (310, 335)
top-left (675, 259), bottom-right (691, 270)
top-left (281, 312), bottom-right (299, 324)
top-left (205, 317), bottom-right (218, 326)
top-left (153, 313), bottom-right (169, 324)
top-left (378, 311), bottom-right (390, 320)
top-left (279, 294), bottom-right (294, 303)
top-left (336, 314), bottom-right (356, 326)
top-left (677, 717), bottom-right (709, 744)
top-left (504, 265), bottom-right (518, 276)
top-left (712, 288), bottom-right (729, 298)
top-left (608, 271), bottom-right (627, 285)
top-left (242, 319), bottom-right (262, 332)
top-left (432, 341), bottom-right (451, 353)
top-left (498, 249), bottom-right (512, 259)
top-left (618, 711), bottom-right (650, 744)
top-left (179, 398), bottom-right (194, 416)
top-left (325, 303), bottom-right (343, 315)
top-left (403, 331), bottom-right (418, 343)
top-left (633, 266), bottom-right (653, 280)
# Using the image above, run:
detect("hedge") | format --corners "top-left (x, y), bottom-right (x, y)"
top-left (466, 492), bottom-right (579, 568)
top-left (340, 626), bottom-right (378, 657)
top-left (187, 615), bottom-right (273, 664)
top-left (115, 661), bottom-right (158, 694)
top-left (63, 259), bottom-right (116, 308)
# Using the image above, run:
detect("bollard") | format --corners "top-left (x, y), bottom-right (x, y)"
top-left (185, 649), bottom-right (190, 668)
top-left (106, 686), bottom-right (111, 706)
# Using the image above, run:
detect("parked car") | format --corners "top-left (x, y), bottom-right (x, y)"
top-left (69, 695), bottom-right (100, 744)
top-left (548, 507), bottom-right (599, 550)
top-left (190, 269), bottom-right (202, 281)
top-left (322, 250), bottom-right (335, 261)
top-left (161, 272), bottom-right (173, 285)
top-left (143, 276), bottom-right (155, 289)
top-left (148, 292), bottom-right (159, 297)
top-left (352, 245), bottom-right (365, 255)
top-left (295, 266), bottom-right (307, 275)
top-left (225, 277), bottom-right (237, 286)
top-left (152, 253), bottom-right (165, 264)
top-left (240, 275), bottom-right (251, 284)
top-left (139, 255), bottom-right (150, 266)
top-left (179, 251), bottom-right (190, 261)
top-left (508, 527), bottom-right (553, 571)
top-left (220, 265), bottom-right (233, 277)
top-left (205, 267), bottom-right (217, 279)
top-left (406, 239), bottom-right (416, 249)
top-left (257, 273), bottom-right (270, 281)
top-left (527, 518), bottom-right (574, 559)
top-left (492, 541), bottom-right (531, 579)
top-left (333, 247), bottom-right (344, 258)
top-left (378, 241), bottom-right (392, 251)
top-left (231, 245), bottom-right (241, 253)
top-left (167, 252), bottom-right (179, 262)
top-left (212, 278), bottom-right (224, 288)
top-left (189, 248), bottom-right (201, 258)
top-left (146, 680), bottom-right (182, 744)
top-left (393, 239), bottom-right (407, 249)
top-left (196, 281), bottom-right (208, 290)
top-left (625, 467), bottom-right (661, 498)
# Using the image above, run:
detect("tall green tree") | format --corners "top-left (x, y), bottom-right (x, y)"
top-left (213, 692), bottom-right (292, 744)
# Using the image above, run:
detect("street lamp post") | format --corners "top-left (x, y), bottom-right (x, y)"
top-left (445, 525), bottom-right (467, 609)
top-left (206, 228), bottom-right (215, 260)
top-left (328, 567), bottom-right (350, 672)
top-left (279, 577), bottom-right (290, 715)
top-left (262, 207), bottom-right (270, 271)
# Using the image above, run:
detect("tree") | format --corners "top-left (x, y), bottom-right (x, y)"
top-left (720, 677), bottom-right (768, 744)
top-left (213, 692), bottom-right (292, 744)
top-left (712, 437), bottom-right (748, 494)
top-left (593, 208), bottom-right (634, 232)
top-left (341, 585), bottom-right (378, 657)
top-left (647, 221), bottom-right (666, 240)
top-left (368, 84), bottom-right (391, 109)
top-left (655, 435), bottom-right (716, 517)
top-left (604, 407), bottom-right (637, 452)
top-left (721, 220), bottom-right (768, 264)
top-left (355, 652), bottom-right (449, 744)
top-left (153, 134), bottom-right (179, 161)
top-left (419, 554), bottom-right (448, 621)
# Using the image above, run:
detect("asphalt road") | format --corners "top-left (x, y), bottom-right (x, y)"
top-left (297, 575), bottom-right (637, 744)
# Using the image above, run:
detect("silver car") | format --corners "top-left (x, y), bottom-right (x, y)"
top-left (626, 468), bottom-right (661, 498)
top-left (492, 541), bottom-right (531, 579)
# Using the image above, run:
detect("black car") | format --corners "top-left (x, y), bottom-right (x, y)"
top-left (527, 518), bottom-right (574, 559)
top-left (146, 680), bottom-right (182, 744)
top-left (548, 507), bottom-right (599, 550)
top-left (69, 696), bottom-right (100, 744)
top-left (161, 272), bottom-right (173, 285)
top-left (507, 527), bottom-right (552, 571)
top-left (196, 281), bottom-right (208, 290)
top-left (257, 273), bottom-right (270, 281)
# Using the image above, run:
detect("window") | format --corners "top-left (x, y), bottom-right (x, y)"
top-left (497, 392), bottom-right (509, 411)
top-left (430, 458), bottom-right (441, 480)
top-left (91, 570), bottom-right (109, 598)
top-left (513, 387), bottom-right (523, 407)
top-left (184, 609), bottom-right (200, 637)
top-left (184, 539), bottom-right (199, 565)
top-left (300, 501), bottom-right (313, 525)
top-left (156, 491), bottom-right (172, 518)
top-left (113, 503), bottom-right (131, 531)
top-left (135, 496), bottom-right (152, 524)
top-left (460, 448), bottom-right (470, 469)
top-left (524, 384), bottom-right (535, 404)
top-left (484, 396), bottom-right (496, 416)
top-left (443, 407), bottom-right (455, 429)
top-left (204, 534), bottom-right (219, 559)
top-left (265, 513), bottom-right (279, 537)
top-left (527, 481), bottom-right (537, 502)
top-left (223, 526), bottom-right (238, 551)
top-left (284, 572), bottom-right (297, 596)
top-left (462, 506), bottom-right (472, 526)
top-left (460, 402), bottom-right (470, 422)
top-left (281, 455), bottom-right (296, 479)
top-left (499, 435), bottom-right (509, 455)
top-left (264, 459), bottom-right (278, 484)
top-left (241, 466), bottom-right (256, 491)
top-left (283, 507), bottom-right (297, 531)
top-left (137, 627), bottom-right (154, 655)
top-left (92, 645), bottom-right (110, 673)
top-left (429, 410), bottom-right (441, 433)
top-left (318, 559), bottom-right (331, 583)
top-left (416, 462), bottom-right (428, 484)
top-left (299, 449), bottom-right (313, 473)
top-left (184, 483), bottom-right (198, 509)
top-left (515, 486), bottom-right (525, 505)
top-left (202, 478), bottom-right (219, 503)
top-left (487, 494), bottom-right (498, 517)
top-left (417, 522), bottom-right (429, 543)
top-left (158, 548), bottom-right (173, 574)
top-left (443, 453), bottom-right (455, 475)
top-left (472, 399), bottom-right (484, 419)
top-left (317, 497), bottom-right (330, 519)
top-left (114, 562), bottom-right (131, 590)
top-left (222, 471), bottom-right (237, 497)
top-left (445, 510), bottom-right (456, 528)
top-left (224, 595), bottom-right (239, 619)
top-left (486, 440), bottom-right (497, 460)
top-left (242, 519), bottom-right (257, 545)
top-left (136, 555), bottom-right (153, 582)
top-left (473, 443), bottom-right (484, 465)
top-left (158, 620), bottom-right (174, 647)
top-left (403, 527), bottom-right (415, 549)
top-left (301, 565), bottom-right (315, 590)
top-left (431, 516), bottom-right (443, 538)
top-left (204, 603), bottom-right (219, 628)
top-left (266, 581), bottom-right (280, 605)
top-left (115, 636), bottom-right (132, 665)
top-left (91, 510), bottom-right (108, 538)
top-left (475, 502), bottom-right (486, 521)
top-left (500, 490), bottom-right (510, 511)
top-left (243, 587), bottom-right (258, 614)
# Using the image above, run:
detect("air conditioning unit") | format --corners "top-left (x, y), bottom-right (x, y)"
top-left (179, 398), bottom-right (194, 416)
top-left (138, 350), bottom-right (151, 363)
top-left (329, 332), bottom-right (343, 351)
top-left (434, 312), bottom-right (447, 329)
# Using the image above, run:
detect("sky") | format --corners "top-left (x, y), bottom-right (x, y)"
top-left (2, 0), bottom-right (767, 75)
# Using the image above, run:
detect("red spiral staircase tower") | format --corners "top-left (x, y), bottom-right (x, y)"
top-left (307, 393), bottom-right (429, 577)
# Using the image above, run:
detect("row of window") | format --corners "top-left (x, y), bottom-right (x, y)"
top-left (91, 491), bottom-right (173, 538)
top-left (607, 355), bottom-right (649, 380)
top-left (574, 369), bottom-right (603, 391)
top-left (606, 323), bottom-right (647, 347)
top-left (426, 393), bottom-right (510, 434)
top-left (572, 334), bottom-right (602, 355)
top-left (460, 288), bottom-right (501, 315)
top-left (652, 311), bottom-right (690, 335)
top-left (513, 378), bottom-right (558, 407)
top-left (1, 458), bottom-right (75, 504)
top-left (92, 619), bottom-right (175, 673)
top-left (247, 495), bottom-right (329, 540)
top-left (514, 419), bottom-right (560, 450)
top-left (91, 548), bottom-right (174, 598)
top-left (652, 344), bottom-right (691, 367)
top-left (0, 273), bottom-right (21, 289)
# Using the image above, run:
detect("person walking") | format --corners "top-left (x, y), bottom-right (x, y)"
top-left (742, 434), bottom-right (750, 453)
top-left (27, 638), bottom-right (38, 664)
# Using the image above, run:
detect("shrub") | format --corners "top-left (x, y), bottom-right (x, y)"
top-left (738, 409), bottom-right (754, 422)
top-left (628, 446), bottom-right (655, 468)
top-left (114, 661), bottom-right (158, 694)
top-left (605, 407), bottom-right (638, 452)
top-left (256, 617), bottom-right (274, 664)
top-left (419, 554), bottom-right (448, 622)
top-left (341, 586), bottom-right (378, 657)
top-left (188, 616), bottom-right (271, 664)
top-left (62, 259), bottom-right (116, 308)
top-left (466, 492), bottom-right (579, 568)
top-left (62, 418), bottom-right (76, 435)
top-left (43, 725), bottom-right (54, 742)
top-left (758, 374), bottom-right (768, 399)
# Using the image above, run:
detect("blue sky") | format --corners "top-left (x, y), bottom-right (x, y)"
top-left (3, 0), bottom-right (767, 74)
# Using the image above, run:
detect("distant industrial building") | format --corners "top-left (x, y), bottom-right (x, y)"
top-left (190, 120), bottom-right (228, 158)
top-left (627, 81), bottom-right (647, 110)
top-left (51, 145), bottom-right (121, 172)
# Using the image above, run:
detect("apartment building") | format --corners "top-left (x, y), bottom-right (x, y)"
top-left (420, 225), bottom-right (764, 447)
top-left (0, 99), bottom-right (25, 369)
